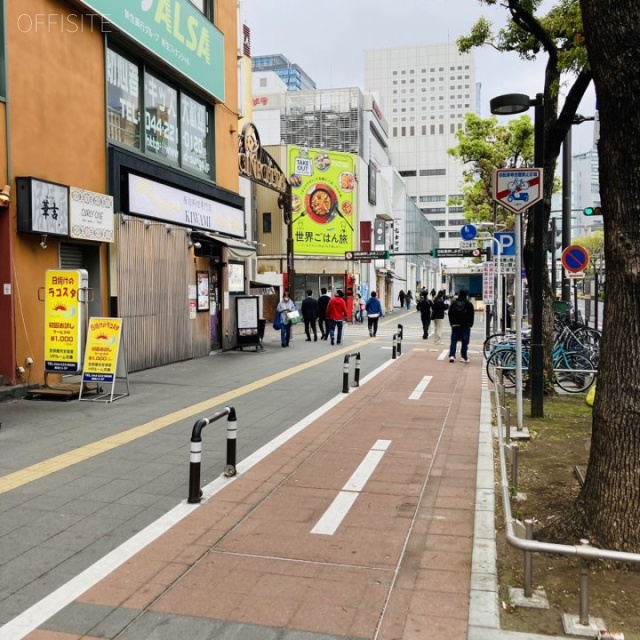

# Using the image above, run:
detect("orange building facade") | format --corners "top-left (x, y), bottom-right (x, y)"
top-left (0, 0), bottom-right (245, 387)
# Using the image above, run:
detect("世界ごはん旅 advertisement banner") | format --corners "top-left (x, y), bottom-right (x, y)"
top-left (82, 318), bottom-right (123, 383)
top-left (288, 147), bottom-right (356, 257)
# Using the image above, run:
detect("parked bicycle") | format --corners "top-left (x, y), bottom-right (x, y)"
top-left (486, 336), bottom-right (596, 393)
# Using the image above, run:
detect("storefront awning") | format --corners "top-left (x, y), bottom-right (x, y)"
top-left (377, 268), bottom-right (406, 281)
top-left (191, 231), bottom-right (257, 258)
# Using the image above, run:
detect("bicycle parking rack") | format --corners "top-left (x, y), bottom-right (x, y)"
top-left (392, 323), bottom-right (403, 359)
top-left (188, 406), bottom-right (237, 504)
top-left (342, 352), bottom-right (361, 393)
top-left (493, 380), bottom-right (640, 634)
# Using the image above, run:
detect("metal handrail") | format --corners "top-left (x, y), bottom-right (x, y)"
top-left (495, 383), bottom-right (640, 564)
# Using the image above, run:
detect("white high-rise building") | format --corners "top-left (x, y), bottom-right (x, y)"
top-left (365, 44), bottom-right (477, 249)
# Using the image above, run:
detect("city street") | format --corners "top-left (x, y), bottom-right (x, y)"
top-left (0, 310), bottom-right (502, 640)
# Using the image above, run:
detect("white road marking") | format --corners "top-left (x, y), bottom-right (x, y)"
top-left (409, 376), bottom-right (432, 400)
top-left (437, 349), bottom-right (449, 360)
top-left (0, 359), bottom-right (397, 640)
top-left (311, 439), bottom-right (391, 536)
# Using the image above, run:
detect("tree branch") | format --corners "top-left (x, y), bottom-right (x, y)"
top-left (507, 0), bottom-right (558, 57)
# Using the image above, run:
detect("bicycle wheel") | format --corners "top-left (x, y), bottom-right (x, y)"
top-left (483, 333), bottom-right (507, 359)
top-left (554, 352), bottom-right (596, 393)
top-left (573, 327), bottom-right (601, 367)
top-left (486, 348), bottom-right (517, 387)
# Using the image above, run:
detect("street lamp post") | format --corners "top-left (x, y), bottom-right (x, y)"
top-left (490, 93), bottom-right (545, 418)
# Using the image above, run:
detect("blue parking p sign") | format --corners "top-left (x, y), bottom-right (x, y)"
top-left (495, 232), bottom-right (516, 256)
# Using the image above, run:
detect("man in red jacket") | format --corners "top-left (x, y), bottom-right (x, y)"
top-left (325, 289), bottom-right (348, 345)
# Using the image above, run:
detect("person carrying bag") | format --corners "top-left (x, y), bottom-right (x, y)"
top-left (276, 291), bottom-right (297, 347)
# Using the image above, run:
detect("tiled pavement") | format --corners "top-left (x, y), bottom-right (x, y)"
top-left (1, 323), bottom-right (571, 640)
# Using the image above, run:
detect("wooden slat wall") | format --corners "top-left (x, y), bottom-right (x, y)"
top-left (116, 217), bottom-right (209, 372)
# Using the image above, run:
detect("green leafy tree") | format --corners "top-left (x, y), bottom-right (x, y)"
top-left (459, 0), bottom-right (592, 395)
top-left (572, 231), bottom-right (604, 274)
top-left (447, 113), bottom-right (534, 229)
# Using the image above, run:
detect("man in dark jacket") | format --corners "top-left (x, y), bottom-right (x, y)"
top-left (448, 289), bottom-right (475, 363)
top-left (431, 290), bottom-right (447, 344)
top-left (416, 292), bottom-right (433, 339)
top-left (300, 289), bottom-right (319, 341)
top-left (317, 287), bottom-right (331, 340)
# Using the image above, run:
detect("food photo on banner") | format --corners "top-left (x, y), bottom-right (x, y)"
top-left (287, 146), bottom-right (356, 256)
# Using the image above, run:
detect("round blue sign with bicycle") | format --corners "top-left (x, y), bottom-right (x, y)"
top-left (460, 224), bottom-right (477, 241)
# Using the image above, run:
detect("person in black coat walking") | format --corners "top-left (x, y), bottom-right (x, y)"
top-left (300, 289), bottom-right (319, 341)
top-left (416, 292), bottom-right (433, 339)
top-left (431, 290), bottom-right (448, 344)
top-left (317, 288), bottom-right (331, 340)
top-left (448, 289), bottom-right (475, 363)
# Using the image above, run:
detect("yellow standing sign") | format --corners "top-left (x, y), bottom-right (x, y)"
top-left (82, 318), bottom-right (123, 383)
top-left (44, 269), bottom-right (86, 373)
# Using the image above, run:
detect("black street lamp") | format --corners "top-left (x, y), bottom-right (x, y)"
top-left (490, 93), bottom-right (545, 418)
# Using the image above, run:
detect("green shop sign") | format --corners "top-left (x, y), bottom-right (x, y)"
top-left (78, 0), bottom-right (224, 101)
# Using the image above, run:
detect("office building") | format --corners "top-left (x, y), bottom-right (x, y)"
top-left (252, 54), bottom-right (316, 91)
top-left (364, 43), bottom-right (477, 249)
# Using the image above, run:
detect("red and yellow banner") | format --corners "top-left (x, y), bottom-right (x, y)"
top-left (82, 318), bottom-right (123, 383)
top-left (44, 270), bottom-right (82, 372)
top-left (288, 146), bottom-right (356, 256)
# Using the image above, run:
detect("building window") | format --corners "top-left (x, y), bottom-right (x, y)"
top-left (106, 46), bottom-right (214, 179)
top-left (439, 124), bottom-right (444, 134)
top-left (420, 169), bottom-right (446, 176)
top-left (401, 127), bottom-right (406, 136)
top-left (188, 0), bottom-right (214, 20)
top-left (410, 126), bottom-right (415, 136)
top-left (399, 170), bottom-right (417, 177)
top-left (393, 127), bottom-right (398, 137)
top-left (421, 125), bottom-right (427, 135)
top-left (263, 212), bottom-right (272, 233)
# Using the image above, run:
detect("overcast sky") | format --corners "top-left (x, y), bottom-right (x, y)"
top-left (241, 0), bottom-right (597, 156)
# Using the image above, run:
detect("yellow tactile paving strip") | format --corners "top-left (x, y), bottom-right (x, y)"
top-left (0, 339), bottom-right (371, 496)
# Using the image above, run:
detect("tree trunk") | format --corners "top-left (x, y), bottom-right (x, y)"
top-left (545, 0), bottom-right (640, 551)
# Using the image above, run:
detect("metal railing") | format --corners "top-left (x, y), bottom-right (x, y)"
top-left (188, 406), bottom-right (237, 504)
top-left (494, 379), bottom-right (640, 625)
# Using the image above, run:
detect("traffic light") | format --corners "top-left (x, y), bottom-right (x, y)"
top-left (547, 227), bottom-right (562, 250)
top-left (583, 206), bottom-right (602, 216)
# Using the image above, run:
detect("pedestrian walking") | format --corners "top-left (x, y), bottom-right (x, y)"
top-left (317, 287), bottom-right (331, 340)
top-left (276, 291), bottom-right (297, 348)
top-left (448, 289), bottom-right (475, 363)
top-left (300, 289), bottom-right (319, 341)
top-left (398, 289), bottom-right (406, 309)
top-left (416, 292), bottom-right (433, 339)
top-left (353, 293), bottom-right (364, 324)
top-left (365, 291), bottom-right (384, 337)
top-left (405, 290), bottom-right (414, 310)
top-left (326, 289), bottom-right (348, 345)
top-left (431, 290), bottom-right (447, 344)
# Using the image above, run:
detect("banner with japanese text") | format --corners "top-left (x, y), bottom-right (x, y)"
top-left (288, 146), bottom-right (356, 256)
top-left (44, 270), bottom-right (85, 373)
top-left (82, 318), bottom-right (123, 383)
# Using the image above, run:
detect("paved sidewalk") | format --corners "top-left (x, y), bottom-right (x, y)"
top-left (2, 331), bottom-right (571, 640)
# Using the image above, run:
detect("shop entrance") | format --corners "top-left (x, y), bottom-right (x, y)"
top-left (60, 242), bottom-right (102, 319)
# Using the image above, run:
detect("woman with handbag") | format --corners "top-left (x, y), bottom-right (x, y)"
top-left (276, 291), bottom-right (297, 347)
